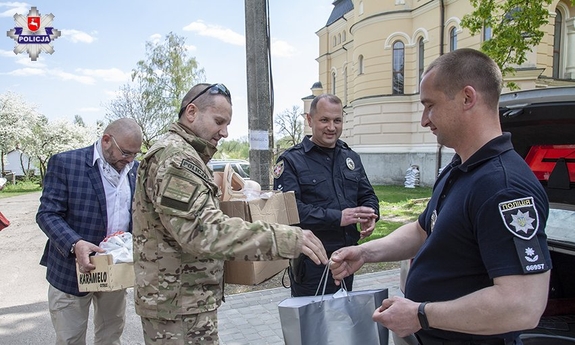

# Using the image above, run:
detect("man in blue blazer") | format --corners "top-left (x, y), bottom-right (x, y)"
top-left (37, 118), bottom-right (142, 345)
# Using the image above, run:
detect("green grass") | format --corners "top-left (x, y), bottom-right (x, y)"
top-left (0, 181), bottom-right (42, 199)
top-left (0, 183), bottom-right (432, 239)
top-left (359, 185), bottom-right (432, 244)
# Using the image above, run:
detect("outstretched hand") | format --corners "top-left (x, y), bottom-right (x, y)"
top-left (329, 246), bottom-right (365, 285)
top-left (301, 230), bottom-right (328, 265)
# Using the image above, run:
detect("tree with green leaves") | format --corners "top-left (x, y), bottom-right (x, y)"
top-left (461, 0), bottom-right (574, 89)
top-left (213, 138), bottom-right (250, 160)
top-left (274, 105), bottom-right (304, 149)
top-left (106, 32), bottom-right (205, 149)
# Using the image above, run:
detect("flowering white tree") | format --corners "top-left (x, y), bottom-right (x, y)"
top-left (0, 91), bottom-right (99, 182)
top-left (20, 116), bottom-right (98, 181)
top-left (0, 92), bottom-right (37, 174)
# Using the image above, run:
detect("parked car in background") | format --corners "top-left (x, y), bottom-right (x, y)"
top-left (393, 86), bottom-right (575, 345)
top-left (207, 159), bottom-right (250, 179)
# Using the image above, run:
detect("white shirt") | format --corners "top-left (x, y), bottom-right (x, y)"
top-left (93, 141), bottom-right (134, 236)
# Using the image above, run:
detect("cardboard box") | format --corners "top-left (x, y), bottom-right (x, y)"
top-left (219, 190), bottom-right (299, 225)
top-left (76, 254), bottom-right (134, 292)
top-left (220, 191), bottom-right (299, 285)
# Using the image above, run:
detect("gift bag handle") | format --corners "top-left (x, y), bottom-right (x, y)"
top-left (315, 260), bottom-right (347, 301)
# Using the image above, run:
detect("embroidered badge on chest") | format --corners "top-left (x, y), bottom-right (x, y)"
top-left (273, 160), bottom-right (284, 179)
top-left (498, 196), bottom-right (539, 240)
top-left (346, 157), bottom-right (355, 170)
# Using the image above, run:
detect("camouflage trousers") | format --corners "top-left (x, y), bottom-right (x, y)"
top-left (140, 310), bottom-right (218, 345)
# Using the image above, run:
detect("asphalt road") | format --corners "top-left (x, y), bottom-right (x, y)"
top-left (0, 192), bottom-right (145, 344)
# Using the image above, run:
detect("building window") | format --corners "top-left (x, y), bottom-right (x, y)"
top-left (553, 10), bottom-right (563, 79)
top-left (483, 26), bottom-right (492, 41)
top-left (358, 55), bottom-right (364, 75)
top-left (338, 33), bottom-right (341, 45)
top-left (392, 41), bottom-right (404, 95)
top-left (449, 27), bottom-right (458, 51)
top-left (332, 71), bottom-right (337, 94)
top-left (418, 37), bottom-right (425, 88)
top-left (343, 67), bottom-right (348, 105)
top-left (333, 36), bottom-right (337, 47)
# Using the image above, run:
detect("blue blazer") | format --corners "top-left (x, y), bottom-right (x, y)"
top-left (36, 145), bottom-right (138, 296)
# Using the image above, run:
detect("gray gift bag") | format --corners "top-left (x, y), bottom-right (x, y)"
top-left (277, 265), bottom-right (388, 345)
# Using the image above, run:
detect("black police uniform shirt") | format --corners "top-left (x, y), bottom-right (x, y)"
top-left (273, 135), bottom-right (379, 251)
top-left (406, 133), bottom-right (552, 342)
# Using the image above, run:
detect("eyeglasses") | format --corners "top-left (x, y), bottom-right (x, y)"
top-left (178, 83), bottom-right (232, 117)
top-left (110, 135), bottom-right (139, 158)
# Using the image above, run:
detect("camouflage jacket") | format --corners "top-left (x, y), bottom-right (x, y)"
top-left (132, 122), bottom-right (304, 319)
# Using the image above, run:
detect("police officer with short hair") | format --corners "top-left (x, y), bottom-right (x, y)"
top-left (273, 93), bottom-right (379, 297)
top-left (330, 49), bottom-right (552, 345)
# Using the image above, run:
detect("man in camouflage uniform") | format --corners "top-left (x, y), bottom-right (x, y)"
top-left (132, 83), bottom-right (328, 345)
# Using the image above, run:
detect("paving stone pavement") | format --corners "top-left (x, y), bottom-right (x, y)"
top-left (0, 192), bottom-right (401, 344)
top-left (218, 268), bottom-right (401, 345)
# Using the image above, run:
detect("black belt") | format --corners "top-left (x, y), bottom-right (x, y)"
top-left (416, 334), bottom-right (518, 345)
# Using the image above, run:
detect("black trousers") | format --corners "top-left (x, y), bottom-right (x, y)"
top-left (289, 253), bottom-right (354, 297)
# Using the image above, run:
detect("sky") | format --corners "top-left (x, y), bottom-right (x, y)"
top-left (0, 1), bottom-right (335, 140)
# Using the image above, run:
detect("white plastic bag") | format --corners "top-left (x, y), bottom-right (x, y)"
top-left (97, 231), bottom-right (133, 264)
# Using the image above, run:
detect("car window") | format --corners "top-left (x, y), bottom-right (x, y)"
top-left (210, 164), bottom-right (226, 172)
top-left (546, 205), bottom-right (575, 245)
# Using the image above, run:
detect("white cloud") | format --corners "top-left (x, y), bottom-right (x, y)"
top-left (15, 55), bottom-right (46, 67)
top-left (149, 33), bottom-right (162, 44)
top-left (183, 20), bottom-right (244, 46)
top-left (61, 29), bottom-right (96, 43)
top-left (0, 49), bottom-right (16, 57)
top-left (0, 49), bottom-right (46, 67)
top-left (5, 67), bottom-right (45, 76)
top-left (104, 89), bottom-right (120, 98)
top-left (271, 39), bottom-right (297, 58)
top-left (0, 2), bottom-right (30, 18)
top-left (48, 69), bottom-right (95, 84)
top-left (76, 68), bottom-right (130, 82)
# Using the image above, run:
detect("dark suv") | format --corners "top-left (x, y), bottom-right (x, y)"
top-left (393, 86), bottom-right (575, 345)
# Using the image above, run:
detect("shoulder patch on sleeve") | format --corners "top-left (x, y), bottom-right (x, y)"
top-left (272, 160), bottom-right (284, 179)
top-left (180, 159), bottom-right (210, 184)
top-left (498, 196), bottom-right (539, 240)
top-left (160, 175), bottom-right (197, 210)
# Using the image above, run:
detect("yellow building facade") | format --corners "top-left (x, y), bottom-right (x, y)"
top-left (304, 0), bottom-right (575, 186)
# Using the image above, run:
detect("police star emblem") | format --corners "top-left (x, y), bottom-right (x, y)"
top-left (498, 196), bottom-right (539, 240)
top-left (6, 6), bottom-right (61, 61)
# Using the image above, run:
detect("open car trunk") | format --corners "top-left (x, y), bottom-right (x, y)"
top-left (499, 87), bottom-right (575, 343)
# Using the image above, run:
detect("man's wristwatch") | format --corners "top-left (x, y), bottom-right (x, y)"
top-left (418, 302), bottom-right (430, 330)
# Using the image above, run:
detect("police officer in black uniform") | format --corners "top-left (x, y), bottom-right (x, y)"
top-left (330, 49), bottom-right (552, 345)
top-left (273, 94), bottom-right (379, 297)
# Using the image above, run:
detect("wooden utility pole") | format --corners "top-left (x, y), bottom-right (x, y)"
top-left (245, 0), bottom-right (273, 189)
